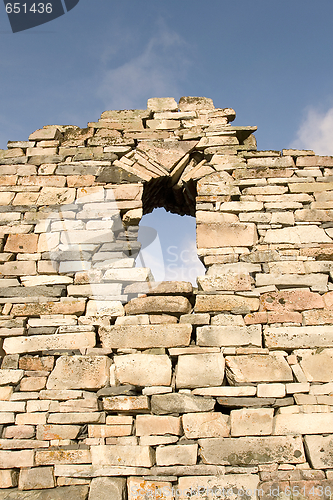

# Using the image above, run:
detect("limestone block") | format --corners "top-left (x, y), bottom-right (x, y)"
top-left (156, 444), bottom-right (197, 466)
top-left (274, 413), bottom-right (333, 435)
top-left (264, 225), bottom-right (332, 244)
top-left (60, 229), bottom-right (113, 245)
top-left (197, 274), bottom-right (252, 291)
top-left (47, 356), bottom-right (111, 390)
top-left (68, 283), bottom-right (122, 297)
top-left (299, 349), bottom-right (333, 382)
top-left (35, 450), bottom-right (91, 465)
top-left (182, 412), bottom-right (229, 439)
top-left (91, 445), bottom-right (154, 467)
top-left (114, 354), bottom-right (171, 387)
top-left (3, 425), bottom-right (34, 440)
top-left (47, 413), bottom-right (105, 424)
top-left (256, 273), bottom-right (328, 289)
top-left (0, 260), bottom-right (36, 276)
top-left (192, 386), bottom-right (256, 397)
top-left (304, 435), bottom-right (333, 468)
top-left (18, 466), bottom-right (55, 490)
top-left (0, 485), bottom-right (89, 499)
top-left (195, 295), bottom-right (259, 314)
top-left (302, 309), bottom-right (333, 325)
top-left (179, 96), bottom-right (214, 111)
top-left (0, 469), bottom-right (18, 488)
top-left (177, 475), bottom-right (260, 500)
top-left (147, 97), bottom-right (178, 111)
top-left (37, 187), bottom-right (75, 205)
top-left (37, 425), bottom-right (81, 440)
top-left (199, 435), bottom-right (305, 465)
top-left (197, 223), bottom-right (258, 248)
top-left (89, 477), bottom-right (126, 500)
top-left (0, 369), bottom-right (24, 385)
top-left (257, 383), bottom-right (286, 398)
top-left (151, 393), bottom-right (215, 415)
top-left (0, 450), bottom-right (34, 468)
top-left (127, 477), bottom-right (174, 500)
top-left (11, 299), bottom-right (86, 317)
top-left (20, 377), bottom-right (46, 391)
top-left (197, 325), bottom-right (261, 347)
top-left (264, 326), bottom-right (333, 349)
top-left (88, 423), bottom-right (132, 438)
top-left (86, 300), bottom-right (124, 317)
top-left (211, 314), bottom-right (245, 326)
top-left (124, 296), bottom-right (191, 315)
top-left (29, 127), bottom-right (62, 141)
top-left (297, 155), bottom-right (333, 167)
top-left (260, 289), bottom-right (324, 311)
top-left (225, 355), bottom-right (293, 385)
top-left (230, 408), bottom-right (274, 436)
top-left (99, 324), bottom-right (191, 349)
top-left (3, 332), bottom-right (96, 354)
top-left (247, 156), bottom-right (295, 168)
top-left (176, 353), bottom-right (225, 388)
top-left (136, 415), bottom-right (181, 436)
top-left (124, 281), bottom-right (192, 295)
top-left (4, 234), bottom-right (38, 253)
top-left (103, 267), bottom-right (153, 282)
top-left (103, 396), bottom-right (149, 413)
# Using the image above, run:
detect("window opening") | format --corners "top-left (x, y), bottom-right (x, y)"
top-left (136, 208), bottom-right (205, 286)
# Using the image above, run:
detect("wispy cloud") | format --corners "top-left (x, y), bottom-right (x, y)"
top-left (97, 23), bottom-right (191, 110)
top-left (291, 106), bottom-right (333, 155)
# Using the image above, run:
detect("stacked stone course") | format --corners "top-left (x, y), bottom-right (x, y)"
top-left (0, 96), bottom-right (333, 498)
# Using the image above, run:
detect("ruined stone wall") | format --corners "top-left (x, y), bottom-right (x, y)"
top-left (0, 96), bottom-right (333, 498)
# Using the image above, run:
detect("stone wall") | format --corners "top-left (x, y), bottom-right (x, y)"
top-left (0, 96), bottom-right (333, 498)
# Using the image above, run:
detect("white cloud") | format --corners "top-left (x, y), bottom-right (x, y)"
top-left (136, 232), bottom-right (205, 286)
top-left (97, 24), bottom-right (190, 110)
top-left (291, 106), bottom-right (333, 155)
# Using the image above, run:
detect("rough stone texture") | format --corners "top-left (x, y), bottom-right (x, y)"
top-left (177, 475), bottom-right (260, 500)
top-left (88, 477), bottom-right (126, 500)
top-left (199, 436), bottom-right (305, 465)
top-left (151, 394), bottom-right (215, 415)
top-left (231, 408), bottom-right (274, 436)
top-left (124, 296), bottom-right (191, 315)
top-left (304, 435), bottom-right (333, 469)
top-left (182, 412), bottom-right (230, 439)
top-left (175, 353), bottom-right (225, 388)
top-left (225, 355), bottom-right (293, 384)
top-left (156, 444), bottom-right (198, 466)
top-left (197, 223), bottom-right (258, 248)
top-left (114, 354), bottom-right (171, 386)
top-left (0, 486), bottom-right (89, 499)
top-left (197, 325), bottom-right (261, 347)
top-left (47, 356), bottom-right (111, 390)
top-left (91, 445), bottom-right (154, 467)
top-left (299, 349), bottom-right (333, 382)
top-left (18, 467), bottom-right (55, 490)
top-left (99, 324), bottom-right (191, 349)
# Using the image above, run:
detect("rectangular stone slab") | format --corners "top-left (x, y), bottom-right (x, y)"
top-left (91, 445), bottom-right (154, 467)
top-left (177, 475), bottom-right (260, 500)
top-left (3, 332), bottom-right (96, 354)
top-left (225, 354), bottom-right (293, 385)
top-left (197, 325), bottom-right (261, 347)
top-left (199, 436), bottom-right (305, 465)
top-left (264, 326), bottom-right (333, 349)
top-left (304, 435), bottom-right (333, 468)
top-left (197, 222), bottom-right (258, 248)
top-left (99, 324), bottom-right (191, 349)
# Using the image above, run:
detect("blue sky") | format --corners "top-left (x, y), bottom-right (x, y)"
top-left (1, 0), bottom-right (333, 283)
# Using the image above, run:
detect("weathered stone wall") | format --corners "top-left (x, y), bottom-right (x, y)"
top-left (0, 96), bottom-right (333, 498)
